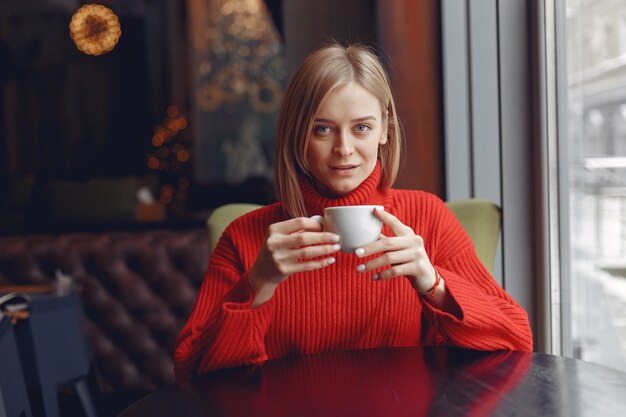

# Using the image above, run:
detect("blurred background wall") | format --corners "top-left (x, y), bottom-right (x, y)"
top-left (0, 0), bottom-right (442, 233)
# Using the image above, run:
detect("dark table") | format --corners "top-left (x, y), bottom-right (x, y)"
top-left (119, 346), bottom-right (626, 417)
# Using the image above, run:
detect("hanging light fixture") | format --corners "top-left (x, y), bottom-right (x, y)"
top-left (69, 4), bottom-right (122, 56)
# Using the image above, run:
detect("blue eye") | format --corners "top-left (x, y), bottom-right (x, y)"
top-left (355, 124), bottom-right (371, 132)
top-left (315, 125), bottom-right (331, 134)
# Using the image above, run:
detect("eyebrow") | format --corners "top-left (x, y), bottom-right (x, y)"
top-left (314, 116), bottom-right (378, 124)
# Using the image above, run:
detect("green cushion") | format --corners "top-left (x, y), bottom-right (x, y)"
top-left (45, 177), bottom-right (143, 223)
top-left (207, 203), bottom-right (263, 252)
top-left (446, 199), bottom-right (501, 273)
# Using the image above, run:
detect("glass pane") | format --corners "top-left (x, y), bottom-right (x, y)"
top-left (566, 0), bottom-right (626, 371)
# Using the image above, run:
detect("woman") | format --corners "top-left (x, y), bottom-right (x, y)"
top-left (174, 43), bottom-right (532, 380)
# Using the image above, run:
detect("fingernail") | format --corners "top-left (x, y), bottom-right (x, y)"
top-left (356, 264), bottom-right (366, 272)
top-left (331, 234), bottom-right (340, 242)
top-left (372, 274), bottom-right (379, 280)
top-left (327, 257), bottom-right (336, 265)
top-left (331, 244), bottom-right (341, 252)
top-left (355, 248), bottom-right (365, 257)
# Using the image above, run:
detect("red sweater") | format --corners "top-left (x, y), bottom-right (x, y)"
top-left (174, 164), bottom-right (533, 380)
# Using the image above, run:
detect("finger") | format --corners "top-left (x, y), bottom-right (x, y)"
top-left (281, 231), bottom-right (341, 249)
top-left (280, 256), bottom-right (336, 275)
top-left (269, 217), bottom-right (325, 235)
top-left (267, 230), bottom-right (338, 253)
top-left (279, 243), bottom-right (341, 262)
top-left (373, 207), bottom-right (414, 237)
top-left (355, 235), bottom-right (417, 258)
top-left (374, 263), bottom-right (416, 281)
top-left (356, 248), bottom-right (416, 273)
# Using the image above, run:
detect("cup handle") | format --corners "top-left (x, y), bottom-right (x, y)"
top-left (310, 215), bottom-right (325, 230)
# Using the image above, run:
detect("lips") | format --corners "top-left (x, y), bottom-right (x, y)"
top-left (330, 164), bottom-right (359, 171)
top-left (328, 164), bottom-right (359, 177)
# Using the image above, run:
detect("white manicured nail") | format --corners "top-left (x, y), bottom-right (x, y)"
top-left (331, 244), bottom-right (341, 252)
top-left (330, 234), bottom-right (340, 242)
top-left (355, 248), bottom-right (365, 257)
top-left (372, 274), bottom-right (379, 280)
top-left (327, 257), bottom-right (336, 265)
top-left (356, 264), bottom-right (366, 272)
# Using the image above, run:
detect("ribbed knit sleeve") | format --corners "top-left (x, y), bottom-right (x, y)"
top-left (416, 195), bottom-right (533, 352)
top-left (174, 207), bottom-right (278, 381)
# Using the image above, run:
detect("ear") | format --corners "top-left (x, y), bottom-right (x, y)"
top-left (379, 110), bottom-right (389, 145)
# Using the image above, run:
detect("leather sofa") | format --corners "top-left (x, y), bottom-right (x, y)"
top-left (0, 228), bottom-right (209, 397)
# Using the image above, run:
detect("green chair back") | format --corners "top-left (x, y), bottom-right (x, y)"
top-left (207, 199), bottom-right (501, 273)
top-left (446, 199), bottom-right (501, 273)
top-left (207, 203), bottom-right (263, 253)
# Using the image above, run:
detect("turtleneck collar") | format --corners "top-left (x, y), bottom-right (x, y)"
top-left (299, 160), bottom-right (390, 215)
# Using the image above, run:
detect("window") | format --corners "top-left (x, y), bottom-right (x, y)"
top-left (620, 16), bottom-right (626, 55)
top-left (563, 0), bottom-right (626, 371)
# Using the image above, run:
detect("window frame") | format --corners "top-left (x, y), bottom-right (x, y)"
top-left (535, 0), bottom-right (572, 356)
top-left (441, 0), bottom-right (551, 351)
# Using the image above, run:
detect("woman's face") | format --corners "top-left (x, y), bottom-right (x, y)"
top-left (305, 81), bottom-right (387, 197)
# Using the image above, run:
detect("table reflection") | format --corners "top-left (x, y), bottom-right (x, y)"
top-left (121, 346), bottom-right (626, 417)
top-left (179, 347), bottom-right (530, 417)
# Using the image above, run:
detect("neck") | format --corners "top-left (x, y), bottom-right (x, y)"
top-left (299, 161), bottom-right (389, 215)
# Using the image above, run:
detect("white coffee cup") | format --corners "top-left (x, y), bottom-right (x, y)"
top-left (311, 205), bottom-right (384, 253)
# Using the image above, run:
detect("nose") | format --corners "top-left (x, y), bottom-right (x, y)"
top-left (333, 131), bottom-right (354, 157)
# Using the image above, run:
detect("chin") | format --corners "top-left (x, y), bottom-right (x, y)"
top-left (326, 181), bottom-right (359, 197)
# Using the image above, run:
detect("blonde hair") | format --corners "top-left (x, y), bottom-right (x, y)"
top-left (274, 43), bottom-right (403, 218)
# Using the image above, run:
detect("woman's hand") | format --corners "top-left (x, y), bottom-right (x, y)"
top-left (248, 217), bottom-right (341, 307)
top-left (355, 208), bottom-right (437, 294)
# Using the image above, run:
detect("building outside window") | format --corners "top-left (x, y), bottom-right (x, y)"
top-left (565, 0), bottom-right (626, 371)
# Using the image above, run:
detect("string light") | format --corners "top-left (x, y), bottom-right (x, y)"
top-left (160, 184), bottom-right (174, 204)
top-left (193, 0), bottom-right (284, 113)
top-left (147, 117), bottom-right (188, 169)
top-left (69, 4), bottom-right (122, 56)
top-left (147, 106), bottom-right (190, 205)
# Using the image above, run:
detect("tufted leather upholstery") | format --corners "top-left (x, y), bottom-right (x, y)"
top-left (0, 229), bottom-right (209, 394)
